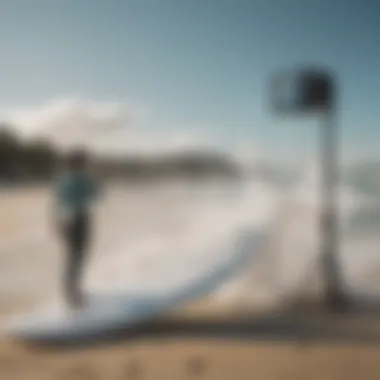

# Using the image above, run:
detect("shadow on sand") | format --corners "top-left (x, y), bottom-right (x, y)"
top-left (19, 294), bottom-right (380, 351)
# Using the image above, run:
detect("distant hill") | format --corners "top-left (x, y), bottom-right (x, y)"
top-left (97, 151), bottom-right (241, 180)
top-left (0, 126), bottom-right (242, 182)
top-left (0, 124), bottom-right (300, 185)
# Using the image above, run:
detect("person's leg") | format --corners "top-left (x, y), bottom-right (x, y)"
top-left (64, 213), bottom-right (90, 308)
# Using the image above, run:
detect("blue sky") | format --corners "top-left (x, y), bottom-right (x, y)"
top-left (0, 0), bottom-right (379, 162)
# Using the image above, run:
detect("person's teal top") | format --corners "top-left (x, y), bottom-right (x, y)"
top-left (55, 171), bottom-right (100, 216)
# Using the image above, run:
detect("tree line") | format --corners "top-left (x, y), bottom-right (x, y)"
top-left (0, 125), bottom-right (240, 183)
top-left (0, 126), bottom-right (58, 182)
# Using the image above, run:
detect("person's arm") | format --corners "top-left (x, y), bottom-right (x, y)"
top-left (51, 174), bottom-right (66, 230)
top-left (88, 173), bottom-right (103, 200)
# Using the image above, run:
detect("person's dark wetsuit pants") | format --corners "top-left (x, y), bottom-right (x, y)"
top-left (63, 212), bottom-right (90, 305)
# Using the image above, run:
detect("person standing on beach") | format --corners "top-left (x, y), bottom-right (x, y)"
top-left (53, 149), bottom-right (101, 309)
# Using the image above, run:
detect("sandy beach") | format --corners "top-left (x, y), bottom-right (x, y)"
top-left (3, 332), bottom-right (380, 380)
top-left (2, 187), bottom-right (380, 379)
top-left (2, 339), bottom-right (380, 380)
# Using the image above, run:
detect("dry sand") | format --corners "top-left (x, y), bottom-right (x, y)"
top-left (0, 186), bottom-right (47, 240)
top-left (2, 187), bottom-right (380, 379)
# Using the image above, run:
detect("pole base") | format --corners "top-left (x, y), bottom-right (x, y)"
top-left (324, 289), bottom-right (350, 312)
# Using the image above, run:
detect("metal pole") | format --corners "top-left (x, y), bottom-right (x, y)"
top-left (319, 107), bottom-right (346, 310)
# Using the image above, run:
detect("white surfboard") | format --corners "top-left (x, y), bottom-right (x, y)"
top-left (6, 226), bottom-right (267, 344)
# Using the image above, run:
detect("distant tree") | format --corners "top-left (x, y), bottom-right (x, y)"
top-left (22, 138), bottom-right (58, 179)
top-left (0, 124), bottom-right (22, 180)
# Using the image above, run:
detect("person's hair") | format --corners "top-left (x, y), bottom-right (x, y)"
top-left (65, 148), bottom-right (90, 171)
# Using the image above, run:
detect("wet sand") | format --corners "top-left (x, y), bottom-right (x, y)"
top-left (2, 337), bottom-right (380, 380)
top-left (2, 187), bottom-right (380, 379)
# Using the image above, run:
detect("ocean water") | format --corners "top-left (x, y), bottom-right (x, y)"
top-left (1, 167), bottom-right (380, 321)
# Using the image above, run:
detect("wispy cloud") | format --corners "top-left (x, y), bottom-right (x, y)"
top-left (0, 96), bottom-right (262, 165)
top-left (1, 97), bottom-right (147, 145)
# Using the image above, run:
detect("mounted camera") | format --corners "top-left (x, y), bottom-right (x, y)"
top-left (270, 68), bottom-right (335, 115)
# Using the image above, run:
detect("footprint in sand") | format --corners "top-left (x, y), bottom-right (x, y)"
top-left (0, 355), bottom-right (18, 375)
top-left (186, 357), bottom-right (208, 377)
top-left (123, 360), bottom-right (143, 379)
top-left (58, 363), bottom-right (101, 380)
